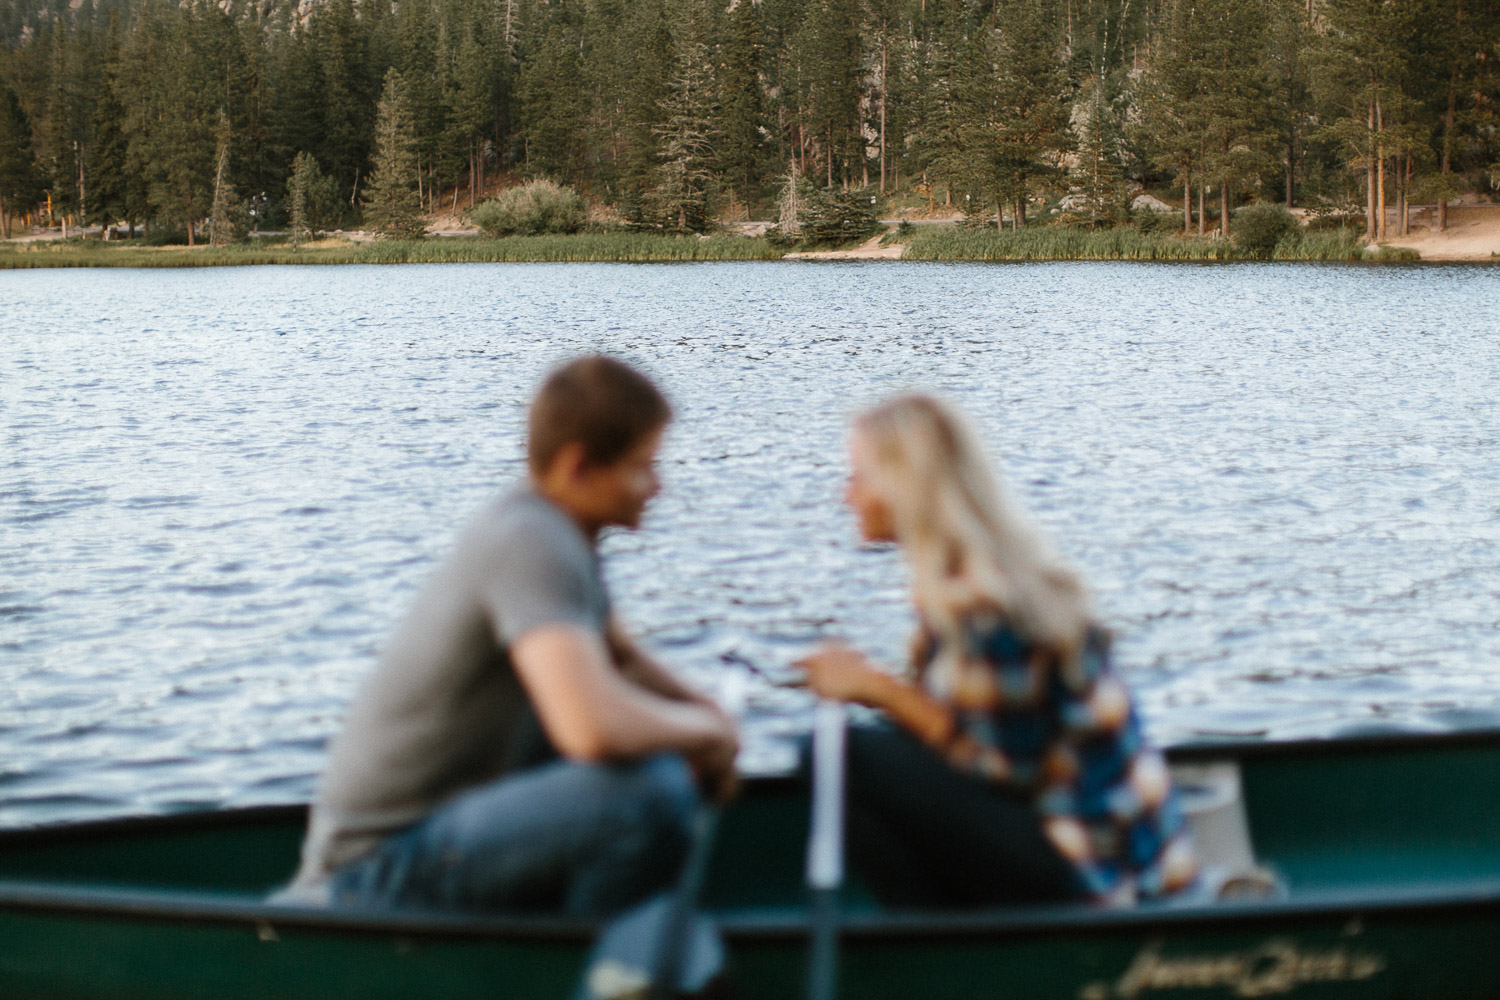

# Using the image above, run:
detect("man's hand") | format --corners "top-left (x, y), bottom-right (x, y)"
top-left (688, 712), bottom-right (740, 803)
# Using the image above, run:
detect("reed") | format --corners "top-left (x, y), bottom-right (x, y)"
top-left (0, 233), bottom-right (780, 268)
top-left (903, 227), bottom-right (1240, 261)
top-left (903, 226), bottom-right (1409, 262)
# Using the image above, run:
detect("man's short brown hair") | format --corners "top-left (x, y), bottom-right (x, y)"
top-left (528, 356), bottom-right (672, 473)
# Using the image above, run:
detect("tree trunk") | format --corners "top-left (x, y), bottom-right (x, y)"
top-left (879, 38), bottom-right (887, 193)
top-left (1197, 182), bottom-right (1205, 236)
top-left (1439, 81), bottom-right (1455, 231)
top-left (1366, 99), bottom-right (1376, 241)
top-left (1286, 138), bottom-right (1294, 208)
top-left (1392, 154), bottom-right (1404, 236)
top-left (1375, 96), bottom-right (1385, 241)
top-left (0, 193), bottom-right (8, 240)
top-left (1183, 174), bottom-right (1191, 234)
top-left (76, 139), bottom-right (86, 227)
top-left (1221, 183), bottom-right (1230, 238)
top-left (1016, 199), bottom-right (1026, 228)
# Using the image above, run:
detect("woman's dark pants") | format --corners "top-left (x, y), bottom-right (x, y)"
top-left (840, 725), bottom-right (1087, 908)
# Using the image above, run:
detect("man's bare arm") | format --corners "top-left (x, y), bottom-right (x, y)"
top-left (512, 623), bottom-right (736, 769)
top-left (606, 617), bottom-right (717, 706)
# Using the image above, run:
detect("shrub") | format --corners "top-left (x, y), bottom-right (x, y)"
top-left (1234, 203), bottom-right (1300, 258)
top-left (797, 186), bottom-right (882, 245)
top-left (141, 226), bottom-right (191, 246)
top-left (1131, 206), bottom-right (1182, 235)
top-left (469, 180), bottom-right (587, 236)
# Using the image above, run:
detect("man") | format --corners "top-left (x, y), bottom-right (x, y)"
top-left (284, 356), bottom-right (739, 916)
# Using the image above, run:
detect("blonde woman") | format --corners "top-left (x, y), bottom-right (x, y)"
top-left (797, 395), bottom-right (1197, 907)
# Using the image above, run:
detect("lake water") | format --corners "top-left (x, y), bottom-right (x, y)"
top-left (3, 260), bottom-right (1500, 828)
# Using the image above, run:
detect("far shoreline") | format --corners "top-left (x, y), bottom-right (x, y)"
top-left (3, 213), bottom-right (1498, 268)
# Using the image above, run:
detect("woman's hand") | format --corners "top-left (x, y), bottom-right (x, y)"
top-left (794, 642), bottom-right (883, 706)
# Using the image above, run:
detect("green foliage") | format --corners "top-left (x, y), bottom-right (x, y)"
top-left (362, 69), bottom-right (425, 240)
top-left (469, 180), bottom-right (587, 236)
top-left (647, 21), bottom-right (720, 233)
top-left (287, 152), bottom-right (338, 248)
top-left (4, 0), bottom-right (1499, 249)
top-left (208, 114), bottom-right (245, 247)
top-left (0, 82), bottom-right (44, 237)
top-left (1233, 203), bottom-right (1299, 258)
top-left (1131, 206), bottom-right (1182, 235)
top-left (794, 185), bottom-right (881, 246)
top-left (1365, 244), bottom-right (1421, 262)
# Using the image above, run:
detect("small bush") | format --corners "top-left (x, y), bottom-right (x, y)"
top-left (1234, 203), bottom-right (1300, 258)
top-left (798, 186), bottom-right (882, 245)
top-left (1367, 244), bottom-right (1421, 262)
top-left (141, 226), bottom-right (191, 246)
top-left (1131, 206), bottom-right (1182, 235)
top-left (1305, 210), bottom-right (1364, 232)
top-left (880, 219), bottom-right (916, 245)
top-left (469, 180), bottom-right (587, 236)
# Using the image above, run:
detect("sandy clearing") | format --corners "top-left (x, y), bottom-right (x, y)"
top-left (783, 232), bottom-right (903, 260)
top-left (1378, 206), bottom-right (1500, 261)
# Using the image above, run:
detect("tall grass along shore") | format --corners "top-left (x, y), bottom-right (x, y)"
top-left (0, 233), bottom-right (781, 268)
top-left (902, 227), bottom-right (1419, 262)
top-left (3, 226), bottom-right (1432, 268)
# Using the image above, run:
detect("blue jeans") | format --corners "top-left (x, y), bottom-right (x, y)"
top-left (330, 754), bottom-right (698, 918)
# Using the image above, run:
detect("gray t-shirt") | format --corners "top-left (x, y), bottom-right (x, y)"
top-left (292, 484), bottom-right (610, 885)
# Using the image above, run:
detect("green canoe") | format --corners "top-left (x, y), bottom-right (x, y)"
top-left (3, 728), bottom-right (1500, 1000)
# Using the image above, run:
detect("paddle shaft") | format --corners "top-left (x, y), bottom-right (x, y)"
top-left (805, 700), bottom-right (847, 1000)
top-left (647, 803), bottom-right (721, 1000)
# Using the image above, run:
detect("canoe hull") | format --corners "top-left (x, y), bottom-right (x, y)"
top-left (2, 890), bottom-right (1494, 1000)
top-left (7, 729), bottom-right (1500, 999)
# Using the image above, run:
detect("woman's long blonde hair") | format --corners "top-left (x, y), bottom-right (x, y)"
top-left (855, 394), bottom-right (1092, 671)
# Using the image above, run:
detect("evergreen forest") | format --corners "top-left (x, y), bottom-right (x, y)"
top-left (1, 0), bottom-right (1497, 243)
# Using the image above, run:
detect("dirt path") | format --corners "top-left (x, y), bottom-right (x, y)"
top-left (1380, 206), bottom-right (1500, 261)
top-left (783, 231), bottom-right (903, 260)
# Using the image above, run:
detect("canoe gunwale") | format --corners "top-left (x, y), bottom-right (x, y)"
top-left (2, 725), bottom-right (1497, 845)
top-left (3, 875), bottom-right (1500, 946)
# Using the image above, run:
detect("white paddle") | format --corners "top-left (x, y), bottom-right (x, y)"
top-left (805, 699), bottom-right (847, 1000)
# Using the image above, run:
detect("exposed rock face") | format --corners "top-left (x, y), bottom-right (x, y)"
top-left (1132, 194), bottom-right (1176, 214)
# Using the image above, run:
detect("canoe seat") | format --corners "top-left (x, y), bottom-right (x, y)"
top-left (1171, 761), bottom-right (1286, 902)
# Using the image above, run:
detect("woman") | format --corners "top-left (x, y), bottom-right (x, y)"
top-left (797, 394), bottom-right (1197, 908)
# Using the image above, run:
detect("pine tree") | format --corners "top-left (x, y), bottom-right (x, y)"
top-left (209, 113), bottom-right (239, 246)
top-left (310, 0), bottom-right (376, 206)
top-left (652, 16), bottom-right (720, 231)
top-left (0, 82), bottom-right (44, 239)
top-left (286, 150), bottom-right (337, 247)
top-left (1071, 79), bottom-right (1125, 225)
top-left (716, 0), bottom-right (763, 199)
top-left (363, 67), bottom-right (425, 238)
top-left (88, 18), bottom-right (145, 236)
top-left (287, 151), bottom-right (312, 249)
top-left (940, 4), bottom-right (1073, 229)
top-left (1137, 0), bottom-right (1214, 233)
top-left (517, 17), bottom-right (586, 180)
top-left (442, 32), bottom-right (489, 209)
